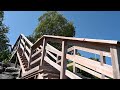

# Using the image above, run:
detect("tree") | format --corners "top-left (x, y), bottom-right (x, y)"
top-left (0, 11), bottom-right (10, 62)
top-left (26, 35), bottom-right (35, 43)
top-left (33, 11), bottom-right (75, 41)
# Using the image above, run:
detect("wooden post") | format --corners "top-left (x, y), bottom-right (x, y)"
top-left (23, 39), bottom-right (26, 56)
top-left (40, 38), bottom-right (47, 66)
top-left (15, 56), bottom-right (18, 68)
top-left (110, 45), bottom-right (120, 79)
top-left (18, 69), bottom-right (22, 78)
top-left (100, 52), bottom-right (106, 79)
top-left (60, 40), bottom-right (67, 79)
top-left (73, 47), bottom-right (77, 73)
top-left (28, 47), bottom-right (32, 69)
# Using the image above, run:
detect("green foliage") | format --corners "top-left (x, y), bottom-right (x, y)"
top-left (33, 11), bottom-right (75, 41)
top-left (0, 11), bottom-right (10, 62)
top-left (26, 35), bottom-right (35, 43)
top-left (0, 49), bottom-right (11, 62)
top-left (67, 66), bottom-right (73, 72)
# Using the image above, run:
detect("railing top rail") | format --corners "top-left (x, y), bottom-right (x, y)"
top-left (43, 35), bottom-right (120, 45)
top-left (12, 35), bottom-right (21, 51)
top-left (20, 34), bottom-right (33, 46)
top-left (33, 35), bottom-right (120, 48)
top-left (12, 34), bottom-right (33, 51)
top-left (12, 34), bottom-right (120, 52)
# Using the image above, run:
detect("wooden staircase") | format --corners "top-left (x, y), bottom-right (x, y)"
top-left (18, 47), bottom-right (60, 79)
top-left (10, 34), bottom-right (120, 79)
top-left (18, 48), bottom-right (29, 71)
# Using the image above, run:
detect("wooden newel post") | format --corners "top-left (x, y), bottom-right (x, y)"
top-left (40, 38), bottom-right (47, 66)
top-left (60, 40), bottom-right (67, 79)
top-left (110, 45), bottom-right (120, 79)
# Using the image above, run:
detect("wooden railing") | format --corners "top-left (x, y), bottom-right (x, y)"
top-left (11, 34), bottom-right (120, 79)
top-left (11, 34), bottom-right (33, 73)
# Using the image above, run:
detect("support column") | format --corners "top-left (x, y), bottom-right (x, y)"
top-left (100, 52), bottom-right (106, 79)
top-left (73, 48), bottom-right (77, 73)
top-left (60, 40), bottom-right (67, 79)
top-left (40, 38), bottom-right (47, 66)
top-left (110, 45), bottom-right (120, 79)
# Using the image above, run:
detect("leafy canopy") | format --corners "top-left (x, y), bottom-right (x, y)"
top-left (33, 11), bottom-right (75, 41)
top-left (0, 11), bottom-right (10, 62)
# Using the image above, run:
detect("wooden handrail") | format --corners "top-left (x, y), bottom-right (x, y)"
top-left (11, 34), bottom-right (120, 79)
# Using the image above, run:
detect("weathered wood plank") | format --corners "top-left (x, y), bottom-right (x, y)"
top-left (46, 43), bottom-right (62, 56)
top-left (31, 57), bottom-right (41, 65)
top-left (74, 46), bottom-right (111, 57)
top-left (24, 52), bottom-right (29, 62)
top-left (66, 54), bottom-right (113, 78)
top-left (44, 56), bottom-right (61, 71)
top-left (65, 70), bottom-right (82, 79)
top-left (46, 50), bottom-right (57, 61)
top-left (32, 49), bottom-right (42, 58)
top-left (20, 43), bottom-right (24, 51)
top-left (43, 35), bottom-right (118, 45)
top-left (21, 34), bottom-right (33, 46)
top-left (17, 52), bottom-right (25, 73)
top-left (21, 38), bottom-right (25, 46)
top-left (75, 63), bottom-right (109, 79)
top-left (22, 66), bottom-right (39, 77)
top-left (26, 45), bottom-right (30, 54)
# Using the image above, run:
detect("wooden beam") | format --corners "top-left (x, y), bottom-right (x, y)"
top-left (32, 49), bottom-right (42, 58)
top-left (100, 52), bottom-right (106, 79)
top-left (20, 43), bottom-right (24, 51)
top-left (66, 54), bottom-right (113, 78)
top-left (46, 43), bottom-right (62, 56)
top-left (74, 46), bottom-right (111, 57)
top-left (44, 56), bottom-right (61, 71)
top-left (21, 39), bottom-right (25, 46)
top-left (21, 34), bottom-right (33, 47)
top-left (30, 57), bottom-right (41, 65)
top-left (24, 52), bottom-right (29, 62)
top-left (46, 50), bottom-right (57, 61)
top-left (73, 48), bottom-right (77, 73)
top-left (43, 35), bottom-right (118, 45)
top-left (68, 41), bottom-right (110, 56)
top-left (60, 40), bottom-right (67, 79)
top-left (26, 45), bottom-right (30, 54)
top-left (65, 70), bottom-right (82, 79)
top-left (17, 52), bottom-right (25, 73)
top-left (22, 66), bottom-right (39, 77)
top-left (40, 38), bottom-right (47, 66)
top-left (75, 63), bottom-right (109, 79)
top-left (28, 47), bottom-right (32, 69)
top-left (110, 45), bottom-right (120, 79)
